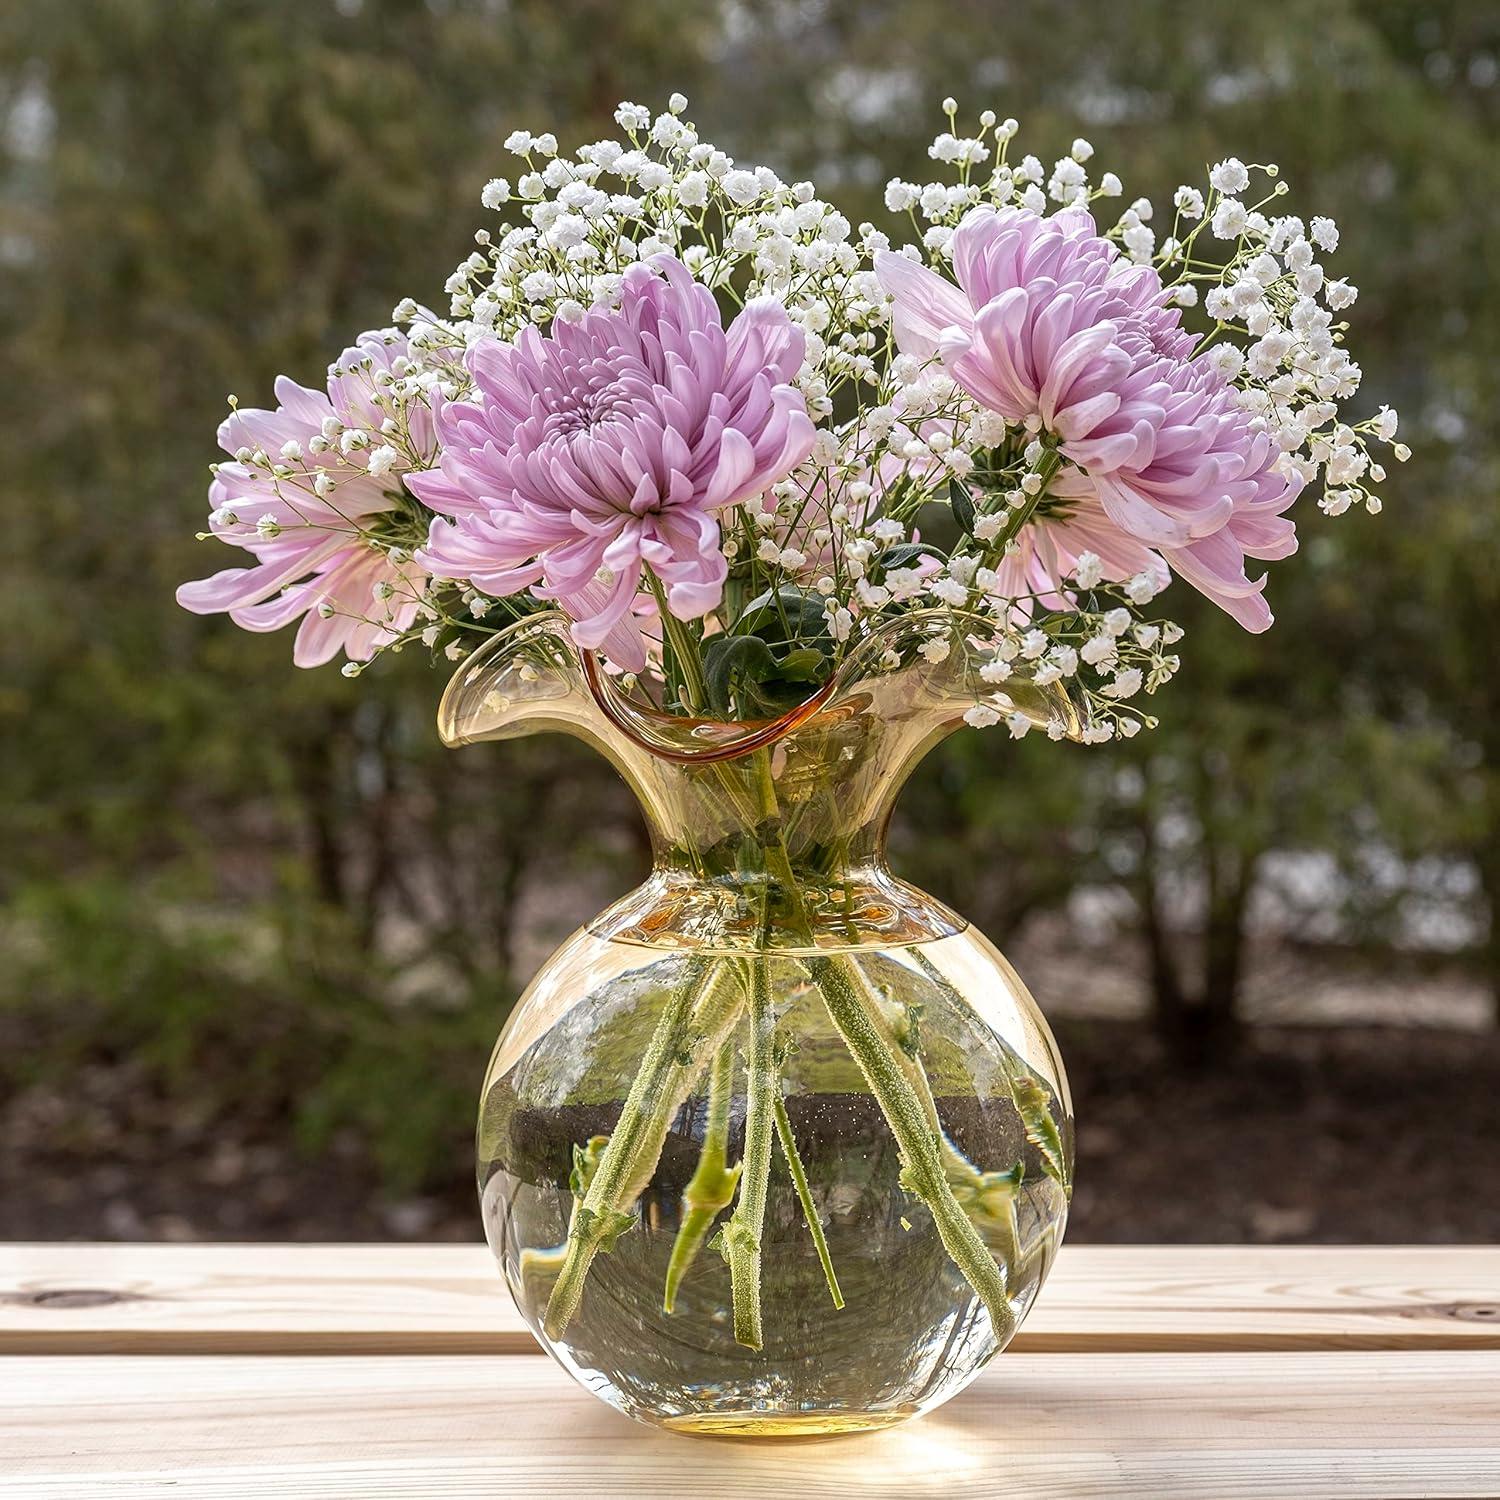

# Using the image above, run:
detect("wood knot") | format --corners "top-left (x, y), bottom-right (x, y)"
top-left (1404, 1301), bottom-right (1500, 1324)
top-left (1444, 1302), bottom-right (1500, 1323)
top-left (5, 1287), bottom-right (137, 1309)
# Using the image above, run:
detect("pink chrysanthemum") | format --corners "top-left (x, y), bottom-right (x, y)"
top-left (987, 475), bottom-right (1169, 622)
top-left (411, 257), bottom-right (817, 671)
top-left (1126, 360), bottom-right (1301, 629)
top-left (177, 331), bottom-right (430, 667)
top-left (876, 207), bottom-right (1301, 630)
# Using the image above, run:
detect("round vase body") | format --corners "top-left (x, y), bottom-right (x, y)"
top-left (480, 923), bottom-right (1071, 1434)
top-left (446, 610), bottom-right (1078, 1436)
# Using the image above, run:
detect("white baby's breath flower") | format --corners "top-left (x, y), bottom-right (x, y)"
top-left (721, 169), bottom-right (761, 205)
top-left (1080, 634), bottom-right (1116, 666)
top-left (1173, 185), bottom-right (1205, 218)
top-left (1211, 198), bottom-right (1249, 239)
top-left (1310, 215), bottom-right (1340, 252)
top-left (348, 95), bottom-right (1397, 750)
top-left (1072, 552), bottom-right (1104, 589)
top-left (1209, 157), bottom-right (1250, 194)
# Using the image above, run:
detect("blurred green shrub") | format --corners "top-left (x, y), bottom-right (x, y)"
top-left (2, 0), bottom-right (1497, 1200)
top-left (2, 871), bottom-right (515, 1191)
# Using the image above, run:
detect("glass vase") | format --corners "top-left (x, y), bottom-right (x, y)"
top-left (442, 609), bottom-right (1076, 1436)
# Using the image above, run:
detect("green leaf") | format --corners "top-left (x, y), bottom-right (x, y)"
top-left (568, 1134), bottom-right (609, 1197)
top-left (776, 648), bottom-right (827, 682)
top-left (1007, 1071), bottom-right (1069, 1188)
top-left (949, 476), bottom-right (977, 536)
top-left (573, 1204), bottom-right (638, 1252)
top-left (874, 541), bottom-right (947, 576)
top-left (703, 633), bottom-right (778, 717)
top-left (702, 590), bottom-right (840, 717)
top-left (733, 588), bottom-right (832, 650)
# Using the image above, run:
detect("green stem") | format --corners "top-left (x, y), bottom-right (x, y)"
top-left (543, 956), bottom-right (742, 1339)
top-left (719, 958), bottom-right (776, 1350)
top-left (749, 747), bottom-right (817, 943)
top-left (974, 446), bottom-right (1064, 569)
top-left (903, 949), bottom-right (1034, 1266)
top-left (773, 1093), bottom-right (844, 1310)
top-left (662, 1038), bottom-right (741, 1314)
top-left (848, 952), bottom-right (998, 1187)
top-left (849, 954), bottom-right (943, 1138)
top-left (619, 966), bottom-right (745, 1208)
top-left (908, 948), bottom-right (1070, 1194)
top-left (809, 954), bottom-right (1015, 1342)
top-left (743, 747), bottom-right (1012, 1335)
top-left (648, 573), bottom-right (707, 712)
top-left (518, 1134), bottom-right (608, 1283)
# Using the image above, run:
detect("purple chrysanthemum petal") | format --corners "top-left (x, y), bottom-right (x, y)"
top-left (413, 256), bottom-right (817, 667)
top-left (178, 332), bottom-right (429, 666)
top-left (879, 206), bottom-right (1302, 628)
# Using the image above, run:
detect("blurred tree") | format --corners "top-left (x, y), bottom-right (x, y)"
top-left (716, 0), bottom-right (1499, 1045)
top-left (0, 0), bottom-right (709, 1182)
top-left (1, 0), bottom-right (1496, 1212)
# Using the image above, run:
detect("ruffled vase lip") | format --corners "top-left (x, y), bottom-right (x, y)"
top-left (580, 646), bottom-right (837, 764)
top-left (583, 607), bottom-right (1084, 763)
top-left (438, 607), bottom-right (1085, 760)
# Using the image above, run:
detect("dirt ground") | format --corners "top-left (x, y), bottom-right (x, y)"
top-left (3, 1018), bottom-right (1496, 1246)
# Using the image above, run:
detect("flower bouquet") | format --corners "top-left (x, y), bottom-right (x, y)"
top-left (179, 96), bottom-right (1402, 1434)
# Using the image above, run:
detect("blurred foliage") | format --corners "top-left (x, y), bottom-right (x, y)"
top-left (0, 0), bottom-right (1496, 1193)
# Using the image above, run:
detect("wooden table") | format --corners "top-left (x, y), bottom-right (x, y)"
top-left (2, 1244), bottom-right (1497, 1496)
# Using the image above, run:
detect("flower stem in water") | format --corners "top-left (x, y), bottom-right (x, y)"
top-left (773, 1092), bottom-right (844, 1311)
top-left (809, 954), bottom-right (1016, 1343)
top-left (543, 955), bottom-right (742, 1339)
top-left (748, 747), bottom-right (817, 941)
top-left (519, 1134), bottom-right (608, 1283)
top-left (745, 746), bottom-right (1010, 1335)
top-left (906, 948), bottom-right (1074, 1194)
top-left (662, 1037), bottom-right (741, 1314)
top-left (717, 957), bottom-right (776, 1350)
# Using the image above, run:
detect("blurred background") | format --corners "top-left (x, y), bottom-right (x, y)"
top-left (2, 0), bottom-right (1496, 1247)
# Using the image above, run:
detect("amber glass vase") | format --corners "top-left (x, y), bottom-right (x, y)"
top-left (441, 609), bottom-right (1076, 1436)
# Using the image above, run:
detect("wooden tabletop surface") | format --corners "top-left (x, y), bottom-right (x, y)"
top-left (2, 1243), bottom-right (1497, 1496)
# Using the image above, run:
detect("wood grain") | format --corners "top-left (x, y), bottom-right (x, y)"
top-left (2, 1350), bottom-right (1498, 1497)
top-left (2, 1242), bottom-right (1497, 1354)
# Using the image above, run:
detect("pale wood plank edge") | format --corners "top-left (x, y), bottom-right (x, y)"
top-left (4, 1327), bottom-right (1498, 1355)
top-left (0, 1330), bottom-right (543, 1355)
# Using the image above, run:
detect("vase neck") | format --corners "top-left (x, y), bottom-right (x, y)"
top-left (438, 610), bottom-right (1081, 951)
top-left (594, 714), bottom-right (946, 951)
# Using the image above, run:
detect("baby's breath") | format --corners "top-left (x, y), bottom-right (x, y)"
top-left (198, 96), bottom-right (1400, 740)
